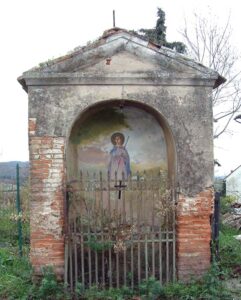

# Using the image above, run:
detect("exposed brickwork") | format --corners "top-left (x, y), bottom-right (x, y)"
top-left (176, 189), bottom-right (214, 281)
top-left (29, 136), bottom-right (65, 278)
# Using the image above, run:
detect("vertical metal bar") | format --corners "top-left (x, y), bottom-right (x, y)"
top-left (131, 239), bottom-right (134, 288)
top-left (87, 172), bottom-right (92, 286)
top-left (114, 171), bottom-right (118, 218)
top-left (158, 173), bottom-right (163, 284)
top-left (159, 232), bottom-right (162, 284)
top-left (95, 238), bottom-right (98, 285)
top-left (80, 225), bottom-right (85, 288)
top-left (107, 172), bottom-right (112, 287)
top-left (94, 252), bottom-right (98, 287)
top-left (129, 174), bottom-right (134, 288)
top-left (64, 242), bottom-right (69, 285)
top-left (122, 172), bottom-right (127, 286)
top-left (123, 249), bottom-right (127, 286)
top-left (69, 234), bottom-right (73, 292)
top-left (151, 174), bottom-right (156, 277)
top-left (93, 172), bottom-right (98, 285)
top-left (213, 192), bottom-right (220, 260)
top-left (116, 248), bottom-right (120, 288)
top-left (67, 185), bottom-right (75, 290)
top-left (80, 172), bottom-right (85, 288)
top-left (172, 187), bottom-right (176, 282)
top-left (166, 196), bottom-right (170, 283)
top-left (114, 171), bottom-right (120, 288)
top-left (137, 172), bottom-right (141, 284)
top-left (166, 232), bottom-right (169, 283)
top-left (122, 172), bottom-right (126, 223)
top-left (64, 187), bottom-right (69, 289)
top-left (143, 172), bottom-right (148, 280)
top-left (64, 183), bottom-right (70, 292)
top-left (74, 216), bottom-right (78, 289)
top-left (16, 164), bottom-right (23, 257)
top-left (152, 235), bottom-right (155, 278)
top-left (88, 236), bottom-right (92, 286)
top-left (137, 233), bottom-right (141, 284)
top-left (100, 171), bottom-right (105, 287)
top-left (145, 234), bottom-right (148, 280)
top-left (64, 181), bottom-right (69, 240)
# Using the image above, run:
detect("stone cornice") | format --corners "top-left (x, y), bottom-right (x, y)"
top-left (19, 73), bottom-right (217, 92)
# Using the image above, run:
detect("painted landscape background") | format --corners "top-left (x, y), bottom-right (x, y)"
top-left (69, 106), bottom-right (167, 177)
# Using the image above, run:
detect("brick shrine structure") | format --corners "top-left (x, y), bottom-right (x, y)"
top-left (18, 28), bottom-right (225, 282)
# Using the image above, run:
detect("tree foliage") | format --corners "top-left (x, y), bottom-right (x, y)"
top-left (133, 8), bottom-right (186, 54)
top-left (181, 13), bottom-right (241, 138)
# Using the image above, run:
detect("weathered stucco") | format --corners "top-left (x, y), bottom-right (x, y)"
top-left (28, 84), bottom-right (213, 196)
top-left (19, 28), bottom-right (224, 280)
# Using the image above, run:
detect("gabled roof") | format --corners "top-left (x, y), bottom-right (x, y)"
top-left (18, 27), bottom-right (225, 92)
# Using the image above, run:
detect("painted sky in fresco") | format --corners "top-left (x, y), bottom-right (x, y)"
top-left (76, 106), bottom-right (167, 174)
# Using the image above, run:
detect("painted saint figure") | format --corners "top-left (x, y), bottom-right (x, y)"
top-left (108, 132), bottom-right (131, 180)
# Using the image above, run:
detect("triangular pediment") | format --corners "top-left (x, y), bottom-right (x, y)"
top-left (72, 50), bottom-right (199, 77)
top-left (18, 28), bottom-right (225, 90)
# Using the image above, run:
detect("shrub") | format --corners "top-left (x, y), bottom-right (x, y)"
top-left (220, 195), bottom-right (237, 214)
top-left (30, 266), bottom-right (70, 300)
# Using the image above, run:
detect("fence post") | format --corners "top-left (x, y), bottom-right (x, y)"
top-left (212, 191), bottom-right (220, 260)
top-left (16, 163), bottom-right (23, 257)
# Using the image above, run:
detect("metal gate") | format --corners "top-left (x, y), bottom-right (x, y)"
top-left (64, 171), bottom-right (176, 291)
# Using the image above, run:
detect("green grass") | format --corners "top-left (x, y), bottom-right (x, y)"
top-left (0, 206), bottom-right (240, 299)
top-left (0, 248), bottom-right (32, 300)
top-left (0, 247), bottom-right (235, 300)
top-left (0, 250), bottom-right (70, 300)
top-left (0, 208), bottom-right (30, 247)
top-left (76, 269), bottom-right (233, 300)
top-left (0, 208), bottom-right (17, 245)
top-left (219, 224), bottom-right (241, 273)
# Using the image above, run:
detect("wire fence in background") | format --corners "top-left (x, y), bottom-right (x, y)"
top-left (0, 164), bottom-right (30, 256)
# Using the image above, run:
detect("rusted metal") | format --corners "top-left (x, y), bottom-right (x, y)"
top-left (74, 217), bottom-right (78, 289)
top-left (69, 241), bottom-right (73, 292)
top-left (64, 171), bottom-right (176, 290)
top-left (212, 192), bottom-right (220, 260)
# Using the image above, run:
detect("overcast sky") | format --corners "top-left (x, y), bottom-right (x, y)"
top-left (0, 0), bottom-right (240, 176)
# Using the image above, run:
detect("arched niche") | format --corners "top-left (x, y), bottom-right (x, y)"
top-left (65, 99), bottom-right (177, 286)
top-left (66, 100), bottom-right (176, 186)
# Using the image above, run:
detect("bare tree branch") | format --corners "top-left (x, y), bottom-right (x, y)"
top-left (180, 12), bottom-right (241, 138)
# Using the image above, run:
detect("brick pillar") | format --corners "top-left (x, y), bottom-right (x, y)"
top-left (176, 189), bottom-right (214, 281)
top-left (29, 131), bottom-right (65, 278)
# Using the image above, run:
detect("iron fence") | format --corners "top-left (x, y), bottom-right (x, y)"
top-left (65, 171), bottom-right (176, 291)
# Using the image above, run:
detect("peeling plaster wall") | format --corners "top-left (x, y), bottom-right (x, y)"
top-left (29, 84), bottom-right (213, 196)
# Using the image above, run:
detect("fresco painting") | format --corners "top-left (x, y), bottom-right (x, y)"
top-left (108, 132), bottom-right (131, 180)
top-left (70, 106), bottom-right (167, 177)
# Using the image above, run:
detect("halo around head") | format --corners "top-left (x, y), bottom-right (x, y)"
top-left (111, 132), bottom-right (125, 145)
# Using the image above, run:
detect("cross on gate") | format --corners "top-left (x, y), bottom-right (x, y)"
top-left (114, 180), bottom-right (127, 199)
